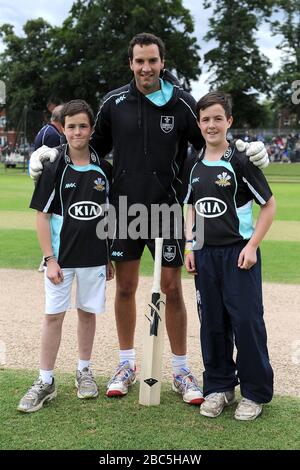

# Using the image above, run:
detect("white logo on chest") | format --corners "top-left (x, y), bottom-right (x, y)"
top-left (195, 197), bottom-right (227, 218)
top-left (68, 201), bottom-right (102, 220)
top-left (160, 116), bottom-right (174, 133)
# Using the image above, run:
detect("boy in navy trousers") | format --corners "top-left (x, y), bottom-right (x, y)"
top-left (184, 92), bottom-right (275, 420)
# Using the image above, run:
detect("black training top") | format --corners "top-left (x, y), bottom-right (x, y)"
top-left (91, 70), bottom-right (204, 208)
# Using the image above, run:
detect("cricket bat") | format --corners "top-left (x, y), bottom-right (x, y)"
top-left (139, 238), bottom-right (166, 406)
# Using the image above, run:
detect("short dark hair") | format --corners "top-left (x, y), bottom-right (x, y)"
top-left (128, 32), bottom-right (166, 61)
top-left (196, 92), bottom-right (233, 120)
top-left (61, 99), bottom-right (94, 127)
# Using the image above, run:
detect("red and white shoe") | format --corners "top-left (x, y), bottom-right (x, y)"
top-left (172, 368), bottom-right (204, 405)
top-left (106, 361), bottom-right (136, 397)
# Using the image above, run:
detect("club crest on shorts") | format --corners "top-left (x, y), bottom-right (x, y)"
top-left (163, 245), bottom-right (176, 262)
top-left (160, 116), bottom-right (174, 133)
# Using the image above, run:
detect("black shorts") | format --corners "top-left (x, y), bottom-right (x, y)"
top-left (110, 237), bottom-right (185, 267)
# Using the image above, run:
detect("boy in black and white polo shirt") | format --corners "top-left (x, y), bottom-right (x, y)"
top-left (18, 100), bottom-right (113, 413)
top-left (184, 92), bottom-right (276, 421)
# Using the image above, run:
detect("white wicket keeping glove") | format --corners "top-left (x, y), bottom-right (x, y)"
top-left (29, 145), bottom-right (59, 181)
top-left (235, 139), bottom-right (269, 169)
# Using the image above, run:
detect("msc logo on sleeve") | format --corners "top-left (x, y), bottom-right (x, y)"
top-left (115, 94), bottom-right (126, 105)
top-left (68, 201), bottom-right (102, 220)
top-left (195, 197), bottom-right (227, 218)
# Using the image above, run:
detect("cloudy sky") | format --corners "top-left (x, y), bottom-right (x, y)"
top-left (0, 0), bottom-right (282, 98)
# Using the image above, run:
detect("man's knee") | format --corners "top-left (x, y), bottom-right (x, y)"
top-left (116, 279), bottom-right (138, 298)
top-left (161, 279), bottom-right (182, 302)
top-left (115, 261), bottom-right (139, 299)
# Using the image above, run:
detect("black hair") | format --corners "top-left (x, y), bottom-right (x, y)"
top-left (196, 92), bottom-right (233, 119)
top-left (128, 32), bottom-right (165, 61)
top-left (61, 100), bottom-right (94, 127)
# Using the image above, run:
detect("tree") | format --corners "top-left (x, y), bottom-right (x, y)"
top-left (48, 0), bottom-right (201, 103)
top-left (271, 0), bottom-right (300, 125)
top-left (203, 0), bottom-right (274, 128)
top-left (0, 19), bottom-right (55, 137)
top-left (0, 0), bottom-right (201, 138)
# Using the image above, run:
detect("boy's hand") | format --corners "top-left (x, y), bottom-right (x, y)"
top-left (106, 261), bottom-right (115, 281)
top-left (238, 243), bottom-right (257, 270)
top-left (235, 139), bottom-right (269, 169)
top-left (184, 251), bottom-right (197, 275)
top-left (29, 145), bottom-right (59, 181)
top-left (46, 259), bottom-right (64, 284)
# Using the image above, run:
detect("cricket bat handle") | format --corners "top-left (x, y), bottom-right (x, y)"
top-left (152, 238), bottom-right (163, 293)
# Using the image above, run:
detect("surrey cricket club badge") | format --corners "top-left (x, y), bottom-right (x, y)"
top-left (163, 245), bottom-right (176, 262)
top-left (160, 116), bottom-right (174, 133)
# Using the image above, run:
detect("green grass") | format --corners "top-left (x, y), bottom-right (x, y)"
top-left (0, 229), bottom-right (41, 268)
top-left (0, 162), bottom-right (28, 175)
top-left (138, 240), bottom-right (300, 283)
top-left (260, 241), bottom-right (300, 283)
top-left (271, 183), bottom-right (300, 221)
top-left (1, 369), bottom-right (299, 450)
top-left (0, 165), bottom-right (299, 451)
top-left (0, 172), bottom-right (32, 211)
top-left (1, 231), bottom-right (298, 283)
top-left (264, 163), bottom-right (300, 182)
top-left (0, 166), bottom-right (299, 283)
top-left (253, 183), bottom-right (300, 221)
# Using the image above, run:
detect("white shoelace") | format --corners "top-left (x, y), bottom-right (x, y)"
top-left (24, 380), bottom-right (46, 399)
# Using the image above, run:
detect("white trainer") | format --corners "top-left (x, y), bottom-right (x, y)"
top-left (234, 398), bottom-right (263, 421)
top-left (106, 361), bottom-right (136, 397)
top-left (172, 368), bottom-right (204, 405)
top-left (200, 390), bottom-right (236, 418)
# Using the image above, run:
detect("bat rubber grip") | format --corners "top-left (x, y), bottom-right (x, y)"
top-left (152, 238), bottom-right (163, 293)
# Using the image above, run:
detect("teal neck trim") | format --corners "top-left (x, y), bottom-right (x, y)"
top-left (202, 160), bottom-right (233, 171)
top-left (145, 79), bottom-right (173, 106)
top-left (69, 164), bottom-right (99, 172)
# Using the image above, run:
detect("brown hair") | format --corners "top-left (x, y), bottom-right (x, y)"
top-left (128, 32), bottom-right (166, 61)
top-left (196, 92), bottom-right (233, 119)
top-left (61, 99), bottom-right (94, 127)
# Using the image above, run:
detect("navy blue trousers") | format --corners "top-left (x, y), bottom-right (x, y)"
top-left (194, 242), bottom-right (273, 403)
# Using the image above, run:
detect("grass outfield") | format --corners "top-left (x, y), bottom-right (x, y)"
top-left (264, 162), bottom-right (300, 182)
top-left (0, 164), bottom-right (299, 282)
top-left (1, 166), bottom-right (299, 452)
top-left (253, 183), bottom-right (300, 221)
top-left (1, 369), bottom-right (299, 451)
top-left (139, 240), bottom-right (300, 283)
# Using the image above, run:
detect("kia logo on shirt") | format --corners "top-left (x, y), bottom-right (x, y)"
top-left (195, 197), bottom-right (227, 218)
top-left (68, 201), bottom-right (102, 220)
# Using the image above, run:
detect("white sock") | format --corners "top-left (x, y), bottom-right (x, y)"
top-left (119, 349), bottom-right (135, 370)
top-left (172, 354), bottom-right (188, 375)
top-left (39, 369), bottom-right (54, 384)
top-left (78, 359), bottom-right (90, 371)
